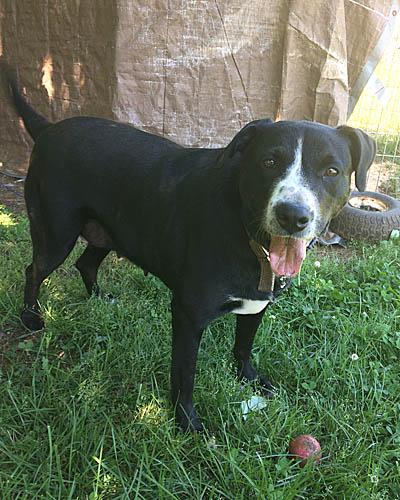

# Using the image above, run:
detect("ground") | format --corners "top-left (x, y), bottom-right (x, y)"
top-left (0, 170), bottom-right (25, 213)
top-left (0, 176), bottom-right (399, 497)
top-left (0, 208), bottom-right (399, 497)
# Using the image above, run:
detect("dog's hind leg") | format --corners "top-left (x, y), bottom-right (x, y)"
top-left (21, 208), bottom-right (81, 331)
top-left (233, 310), bottom-right (275, 397)
top-left (75, 245), bottom-right (110, 296)
top-left (22, 244), bottom-right (78, 331)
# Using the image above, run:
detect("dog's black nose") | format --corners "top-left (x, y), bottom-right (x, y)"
top-left (275, 202), bottom-right (312, 234)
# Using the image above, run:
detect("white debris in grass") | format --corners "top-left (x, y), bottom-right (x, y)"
top-left (390, 229), bottom-right (399, 240)
top-left (241, 395), bottom-right (268, 420)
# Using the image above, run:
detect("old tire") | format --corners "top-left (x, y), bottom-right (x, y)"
top-left (330, 191), bottom-right (400, 242)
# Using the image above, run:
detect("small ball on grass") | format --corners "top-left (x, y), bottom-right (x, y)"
top-left (288, 434), bottom-right (321, 468)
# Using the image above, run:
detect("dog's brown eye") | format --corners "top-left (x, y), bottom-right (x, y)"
top-left (325, 167), bottom-right (338, 177)
top-left (264, 159), bottom-right (276, 168)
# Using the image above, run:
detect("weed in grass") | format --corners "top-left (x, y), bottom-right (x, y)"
top-left (0, 204), bottom-right (399, 498)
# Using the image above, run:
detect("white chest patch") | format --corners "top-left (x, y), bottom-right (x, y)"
top-left (230, 298), bottom-right (270, 315)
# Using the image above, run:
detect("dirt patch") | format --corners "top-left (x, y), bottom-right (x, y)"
top-left (363, 161), bottom-right (399, 196)
top-left (0, 170), bottom-right (26, 214)
top-left (0, 324), bottom-right (36, 369)
top-left (314, 243), bottom-right (361, 262)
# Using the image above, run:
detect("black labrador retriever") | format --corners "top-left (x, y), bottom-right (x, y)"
top-left (1, 63), bottom-right (375, 430)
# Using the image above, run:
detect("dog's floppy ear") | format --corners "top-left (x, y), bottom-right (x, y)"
top-left (227, 118), bottom-right (273, 159)
top-left (337, 125), bottom-right (376, 191)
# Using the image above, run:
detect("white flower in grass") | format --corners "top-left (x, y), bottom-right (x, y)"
top-left (314, 260), bottom-right (321, 268)
top-left (362, 311), bottom-right (368, 319)
top-left (207, 435), bottom-right (217, 449)
top-left (350, 353), bottom-right (359, 361)
top-left (369, 474), bottom-right (379, 484)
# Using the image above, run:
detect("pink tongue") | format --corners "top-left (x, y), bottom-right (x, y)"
top-left (269, 236), bottom-right (307, 277)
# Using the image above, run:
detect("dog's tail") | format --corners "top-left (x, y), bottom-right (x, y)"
top-left (0, 60), bottom-right (51, 141)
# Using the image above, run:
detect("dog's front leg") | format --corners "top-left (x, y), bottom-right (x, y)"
top-left (233, 309), bottom-right (275, 397)
top-left (171, 298), bottom-right (205, 432)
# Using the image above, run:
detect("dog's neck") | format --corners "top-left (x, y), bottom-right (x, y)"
top-left (248, 239), bottom-right (275, 294)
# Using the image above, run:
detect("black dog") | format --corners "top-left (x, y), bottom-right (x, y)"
top-left (2, 65), bottom-right (375, 431)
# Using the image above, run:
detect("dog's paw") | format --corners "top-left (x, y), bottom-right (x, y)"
top-left (237, 362), bottom-right (276, 398)
top-left (103, 293), bottom-right (117, 304)
top-left (21, 308), bottom-right (44, 331)
top-left (175, 405), bottom-right (204, 432)
top-left (256, 375), bottom-right (276, 398)
top-left (92, 291), bottom-right (117, 304)
top-left (241, 375), bottom-right (276, 399)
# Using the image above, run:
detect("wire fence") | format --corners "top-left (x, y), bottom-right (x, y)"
top-left (348, 17), bottom-right (400, 198)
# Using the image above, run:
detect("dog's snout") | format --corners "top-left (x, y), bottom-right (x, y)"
top-left (275, 202), bottom-right (312, 234)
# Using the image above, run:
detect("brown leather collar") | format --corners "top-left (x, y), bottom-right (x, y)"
top-left (248, 239), bottom-right (275, 293)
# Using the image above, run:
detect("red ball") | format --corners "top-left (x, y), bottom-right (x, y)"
top-left (288, 434), bottom-right (322, 467)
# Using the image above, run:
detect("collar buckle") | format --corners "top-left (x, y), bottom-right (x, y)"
top-left (249, 239), bottom-right (275, 294)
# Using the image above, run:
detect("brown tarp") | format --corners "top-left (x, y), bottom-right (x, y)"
top-left (0, 0), bottom-right (395, 172)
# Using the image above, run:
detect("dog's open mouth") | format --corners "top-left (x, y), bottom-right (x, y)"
top-left (269, 236), bottom-right (308, 277)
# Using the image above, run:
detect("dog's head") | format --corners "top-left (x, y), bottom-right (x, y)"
top-left (226, 119), bottom-right (376, 277)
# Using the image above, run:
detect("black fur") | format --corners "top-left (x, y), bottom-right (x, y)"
top-left (2, 63), bottom-right (375, 431)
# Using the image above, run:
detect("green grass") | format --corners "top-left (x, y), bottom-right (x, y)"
top-left (375, 136), bottom-right (400, 159)
top-left (0, 205), bottom-right (399, 499)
